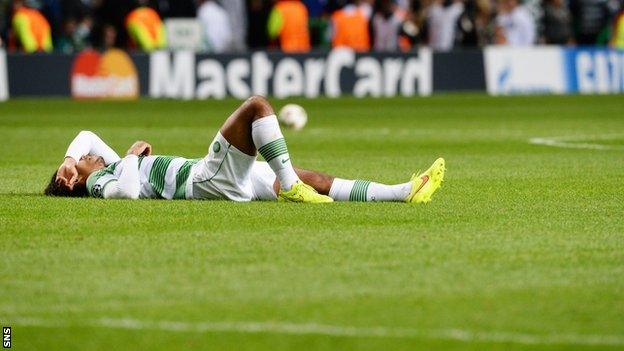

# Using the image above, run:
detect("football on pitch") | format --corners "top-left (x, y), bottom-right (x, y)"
top-left (278, 104), bottom-right (308, 131)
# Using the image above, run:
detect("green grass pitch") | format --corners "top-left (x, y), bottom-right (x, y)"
top-left (1, 95), bottom-right (623, 350)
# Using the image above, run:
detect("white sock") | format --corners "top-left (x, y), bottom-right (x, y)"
top-left (251, 115), bottom-right (299, 190)
top-left (328, 178), bottom-right (411, 202)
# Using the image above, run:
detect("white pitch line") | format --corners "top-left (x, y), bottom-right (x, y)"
top-left (529, 135), bottom-right (624, 151)
top-left (8, 317), bottom-right (624, 346)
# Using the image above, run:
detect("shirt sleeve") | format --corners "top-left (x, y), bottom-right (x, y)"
top-left (427, 4), bottom-right (443, 19)
top-left (449, 2), bottom-right (465, 18)
top-left (267, 7), bottom-right (283, 39)
top-left (65, 131), bottom-right (121, 165)
top-left (86, 167), bottom-right (118, 198)
top-left (13, 13), bottom-right (37, 53)
top-left (515, 8), bottom-right (535, 45)
top-left (102, 155), bottom-right (141, 199)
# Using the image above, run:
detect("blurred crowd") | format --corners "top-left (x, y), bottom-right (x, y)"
top-left (2, 0), bottom-right (624, 54)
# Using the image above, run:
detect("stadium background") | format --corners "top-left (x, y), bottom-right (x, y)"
top-left (1, 0), bottom-right (624, 99)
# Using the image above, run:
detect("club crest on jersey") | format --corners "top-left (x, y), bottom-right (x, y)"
top-left (213, 141), bottom-right (221, 153)
top-left (92, 183), bottom-right (102, 197)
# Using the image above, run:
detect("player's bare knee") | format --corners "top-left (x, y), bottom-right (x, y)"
top-left (246, 95), bottom-right (273, 119)
top-left (246, 95), bottom-right (268, 106)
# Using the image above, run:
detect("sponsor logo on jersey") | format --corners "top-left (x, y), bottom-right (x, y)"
top-left (71, 49), bottom-right (139, 99)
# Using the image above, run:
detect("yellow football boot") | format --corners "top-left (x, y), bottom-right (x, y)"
top-left (278, 181), bottom-right (334, 203)
top-left (405, 158), bottom-right (446, 204)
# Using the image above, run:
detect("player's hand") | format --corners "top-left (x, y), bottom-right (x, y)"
top-left (127, 141), bottom-right (152, 156)
top-left (56, 157), bottom-right (78, 189)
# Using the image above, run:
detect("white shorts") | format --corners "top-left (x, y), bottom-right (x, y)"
top-left (189, 132), bottom-right (278, 201)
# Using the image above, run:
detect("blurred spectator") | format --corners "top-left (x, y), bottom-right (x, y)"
top-left (372, 0), bottom-right (406, 51)
top-left (2, 0), bottom-right (624, 53)
top-left (360, 0), bottom-right (375, 18)
top-left (495, 0), bottom-right (535, 45)
top-left (99, 23), bottom-right (117, 49)
top-left (197, 0), bottom-right (232, 53)
top-left (455, 0), bottom-right (493, 47)
top-left (305, 0), bottom-right (330, 48)
top-left (0, 0), bottom-right (10, 37)
top-left (54, 0), bottom-right (92, 52)
top-left (304, 0), bottom-right (327, 17)
top-left (542, 0), bottom-right (573, 44)
top-left (523, 0), bottom-right (543, 37)
top-left (11, 0), bottom-right (53, 52)
top-left (60, 0), bottom-right (89, 20)
top-left (125, 4), bottom-right (166, 51)
top-left (92, 0), bottom-right (134, 48)
top-left (325, 0), bottom-right (350, 13)
top-left (570, 0), bottom-right (619, 45)
top-left (395, 0), bottom-right (410, 11)
top-left (56, 15), bottom-right (91, 52)
top-left (427, 0), bottom-right (464, 51)
top-left (268, 0), bottom-right (310, 52)
top-left (247, 0), bottom-right (270, 49)
top-left (42, 0), bottom-right (62, 40)
top-left (611, 9), bottom-right (624, 47)
top-left (157, 0), bottom-right (196, 18)
top-left (330, 0), bottom-right (371, 51)
top-left (220, 0), bottom-right (247, 52)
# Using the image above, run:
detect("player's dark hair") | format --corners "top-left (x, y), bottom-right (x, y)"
top-left (44, 171), bottom-right (88, 197)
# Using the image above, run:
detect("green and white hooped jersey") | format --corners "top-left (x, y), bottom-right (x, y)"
top-left (86, 155), bottom-right (200, 199)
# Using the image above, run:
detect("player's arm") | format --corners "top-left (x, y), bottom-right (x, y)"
top-left (101, 155), bottom-right (141, 199)
top-left (65, 130), bottom-right (121, 164)
top-left (100, 142), bottom-right (152, 199)
top-left (126, 140), bottom-right (152, 157)
top-left (127, 22), bottom-right (154, 51)
top-left (13, 13), bottom-right (37, 53)
top-left (57, 131), bottom-right (122, 188)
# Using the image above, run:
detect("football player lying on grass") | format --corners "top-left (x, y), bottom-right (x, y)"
top-left (45, 96), bottom-right (445, 203)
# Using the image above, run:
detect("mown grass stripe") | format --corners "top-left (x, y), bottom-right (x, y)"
top-left (11, 317), bottom-right (624, 346)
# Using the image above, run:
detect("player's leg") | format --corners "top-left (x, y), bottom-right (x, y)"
top-left (266, 157), bottom-right (446, 203)
top-left (220, 96), bottom-right (332, 203)
top-left (219, 95), bottom-right (300, 191)
top-left (271, 168), bottom-right (413, 202)
top-left (328, 158), bottom-right (446, 203)
top-left (326, 176), bottom-right (413, 202)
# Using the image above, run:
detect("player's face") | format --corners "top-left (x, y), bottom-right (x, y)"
top-left (75, 155), bottom-right (105, 185)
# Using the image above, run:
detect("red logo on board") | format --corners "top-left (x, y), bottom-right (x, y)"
top-left (71, 49), bottom-right (139, 99)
